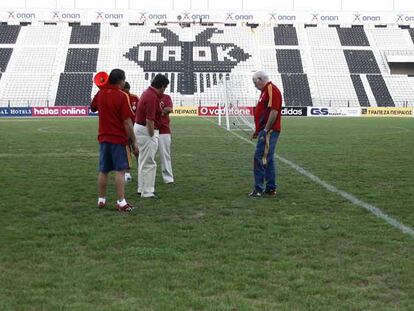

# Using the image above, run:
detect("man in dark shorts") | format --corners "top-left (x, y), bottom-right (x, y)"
top-left (91, 69), bottom-right (139, 212)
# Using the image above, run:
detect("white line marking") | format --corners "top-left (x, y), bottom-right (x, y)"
top-left (229, 129), bottom-right (414, 237)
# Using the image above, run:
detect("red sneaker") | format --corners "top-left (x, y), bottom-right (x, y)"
top-left (98, 201), bottom-right (106, 209)
top-left (116, 202), bottom-right (134, 212)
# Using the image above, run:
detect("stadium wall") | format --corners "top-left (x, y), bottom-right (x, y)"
top-left (2, 9), bottom-right (414, 25)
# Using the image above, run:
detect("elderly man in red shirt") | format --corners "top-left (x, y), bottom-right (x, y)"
top-left (249, 71), bottom-right (282, 198)
top-left (90, 69), bottom-right (138, 212)
top-left (134, 74), bottom-right (169, 198)
top-left (158, 94), bottom-right (174, 184)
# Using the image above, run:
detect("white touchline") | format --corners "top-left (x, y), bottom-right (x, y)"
top-left (229, 129), bottom-right (414, 238)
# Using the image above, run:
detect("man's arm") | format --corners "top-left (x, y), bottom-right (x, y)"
top-left (90, 94), bottom-right (98, 112)
top-left (264, 109), bottom-right (278, 132)
top-left (146, 119), bottom-right (155, 137)
top-left (123, 118), bottom-right (139, 157)
top-left (162, 106), bottom-right (173, 116)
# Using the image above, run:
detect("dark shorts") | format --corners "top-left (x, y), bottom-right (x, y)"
top-left (99, 142), bottom-right (131, 173)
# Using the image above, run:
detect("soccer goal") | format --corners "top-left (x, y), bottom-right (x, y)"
top-left (217, 74), bottom-right (258, 133)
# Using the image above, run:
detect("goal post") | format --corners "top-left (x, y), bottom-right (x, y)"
top-left (217, 73), bottom-right (257, 132)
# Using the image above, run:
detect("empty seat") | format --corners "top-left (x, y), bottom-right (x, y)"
top-left (281, 74), bottom-right (312, 106)
top-left (274, 25), bottom-right (298, 46)
top-left (344, 50), bottom-right (380, 74)
top-left (70, 24), bottom-right (100, 44)
top-left (366, 75), bottom-right (394, 107)
top-left (64, 48), bottom-right (99, 73)
top-left (55, 73), bottom-right (93, 106)
top-left (337, 27), bottom-right (370, 46)
top-left (276, 49), bottom-right (303, 73)
top-left (0, 25), bottom-right (21, 44)
top-left (0, 49), bottom-right (13, 72)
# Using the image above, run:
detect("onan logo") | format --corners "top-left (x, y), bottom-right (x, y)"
top-left (396, 14), bottom-right (414, 23)
top-left (177, 12), bottom-right (209, 21)
top-left (124, 27), bottom-right (251, 95)
top-left (52, 11), bottom-right (81, 20)
top-left (354, 13), bottom-right (381, 22)
top-left (96, 11), bottom-right (124, 20)
top-left (8, 11), bottom-right (36, 20)
top-left (139, 12), bottom-right (168, 22)
top-left (320, 15), bottom-right (339, 21)
top-left (310, 13), bottom-right (338, 22)
top-left (226, 12), bottom-right (253, 21)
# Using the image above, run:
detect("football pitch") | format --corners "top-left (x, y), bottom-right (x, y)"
top-left (0, 116), bottom-right (413, 310)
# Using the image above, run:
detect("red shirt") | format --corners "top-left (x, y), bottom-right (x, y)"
top-left (254, 81), bottom-right (282, 133)
top-left (135, 87), bottom-right (163, 129)
top-left (159, 94), bottom-right (173, 134)
top-left (128, 93), bottom-right (139, 123)
top-left (91, 84), bottom-right (134, 145)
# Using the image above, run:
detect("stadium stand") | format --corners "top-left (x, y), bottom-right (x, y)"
top-left (55, 73), bottom-right (93, 106)
top-left (344, 50), bottom-right (381, 74)
top-left (350, 75), bottom-right (370, 107)
top-left (337, 26), bottom-right (370, 46)
top-left (0, 23), bottom-right (413, 108)
top-left (274, 25), bottom-right (298, 46)
top-left (69, 24), bottom-right (101, 44)
top-left (0, 25), bottom-right (21, 44)
top-left (0, 48), bottom-right (13, 72)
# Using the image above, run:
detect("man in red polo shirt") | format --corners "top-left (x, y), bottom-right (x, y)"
top-left (90, 69), bottom-right (138, 212)
top-left (122, 81), bottom-right (140, 183)
top-left (158, 94), bottom-right (174, 184)
top-left (249, 71), bottom-right (282, 198)
top-left (134, 74), bottom-right (169, 198)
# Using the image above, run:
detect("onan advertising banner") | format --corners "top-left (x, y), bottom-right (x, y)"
top-left (361, 107), bottom-right (413, 117)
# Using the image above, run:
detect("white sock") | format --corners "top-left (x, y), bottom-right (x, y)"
top-left (117, 198), bottom-right (127, 207)
top-left (98, 197), bottom-right (106, 204)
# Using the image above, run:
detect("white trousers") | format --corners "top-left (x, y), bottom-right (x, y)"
top-left (158, 133), bottom-right (174, 183)
top-left (134, 123), bottom-right (159, 197)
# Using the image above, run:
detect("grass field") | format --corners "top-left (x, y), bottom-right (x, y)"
top-left (0, 116), bottom-right (413, 310)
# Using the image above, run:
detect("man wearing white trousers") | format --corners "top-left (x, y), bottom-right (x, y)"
top-left (158, 94), bottom-right (174, 184)
top-left (134, 74), bottom-right (169, 198)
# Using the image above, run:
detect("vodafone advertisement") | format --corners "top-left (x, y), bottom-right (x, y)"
top-left (198, 106), bottom-right (253, 116)
top-left (32, 106), bottom-right (89, 117)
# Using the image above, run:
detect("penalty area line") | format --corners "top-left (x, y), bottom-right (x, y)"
top-left (229, 129), bottom-right (414, 238)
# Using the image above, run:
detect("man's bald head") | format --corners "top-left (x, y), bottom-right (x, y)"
top-left (252, 71), bottom-right (270, 90)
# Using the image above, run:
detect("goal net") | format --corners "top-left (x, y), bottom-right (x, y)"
top-left (217, 74), bottom-right (258, 132)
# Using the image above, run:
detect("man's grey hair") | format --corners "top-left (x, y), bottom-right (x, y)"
top-left (252, 71), bottom-right (269, 82)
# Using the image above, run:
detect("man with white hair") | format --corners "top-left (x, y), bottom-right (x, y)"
top-left (249, 71), bottom-right (282, 197)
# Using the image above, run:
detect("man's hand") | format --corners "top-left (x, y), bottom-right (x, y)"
top-left (132, 142), bottom-right (139, 158)
top-left (251, 132), bottom-right (258, 139)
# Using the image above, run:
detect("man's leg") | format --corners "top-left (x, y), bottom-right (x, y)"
top-left (253, 131), bottom-right (266, 193)
top-left (140, 135), bottom-right (159, 197)
top-left (158, 134), bottom-right (174, 183)
top-left (264, 131), bottom-right (279, 193)
top-left (98, 172), bottom-right (108, 198)
top-left (115, 170), bottom-right (126, 200)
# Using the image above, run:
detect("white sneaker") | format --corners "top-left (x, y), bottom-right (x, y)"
top-left (125, 173), bottom-right (132, 183)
